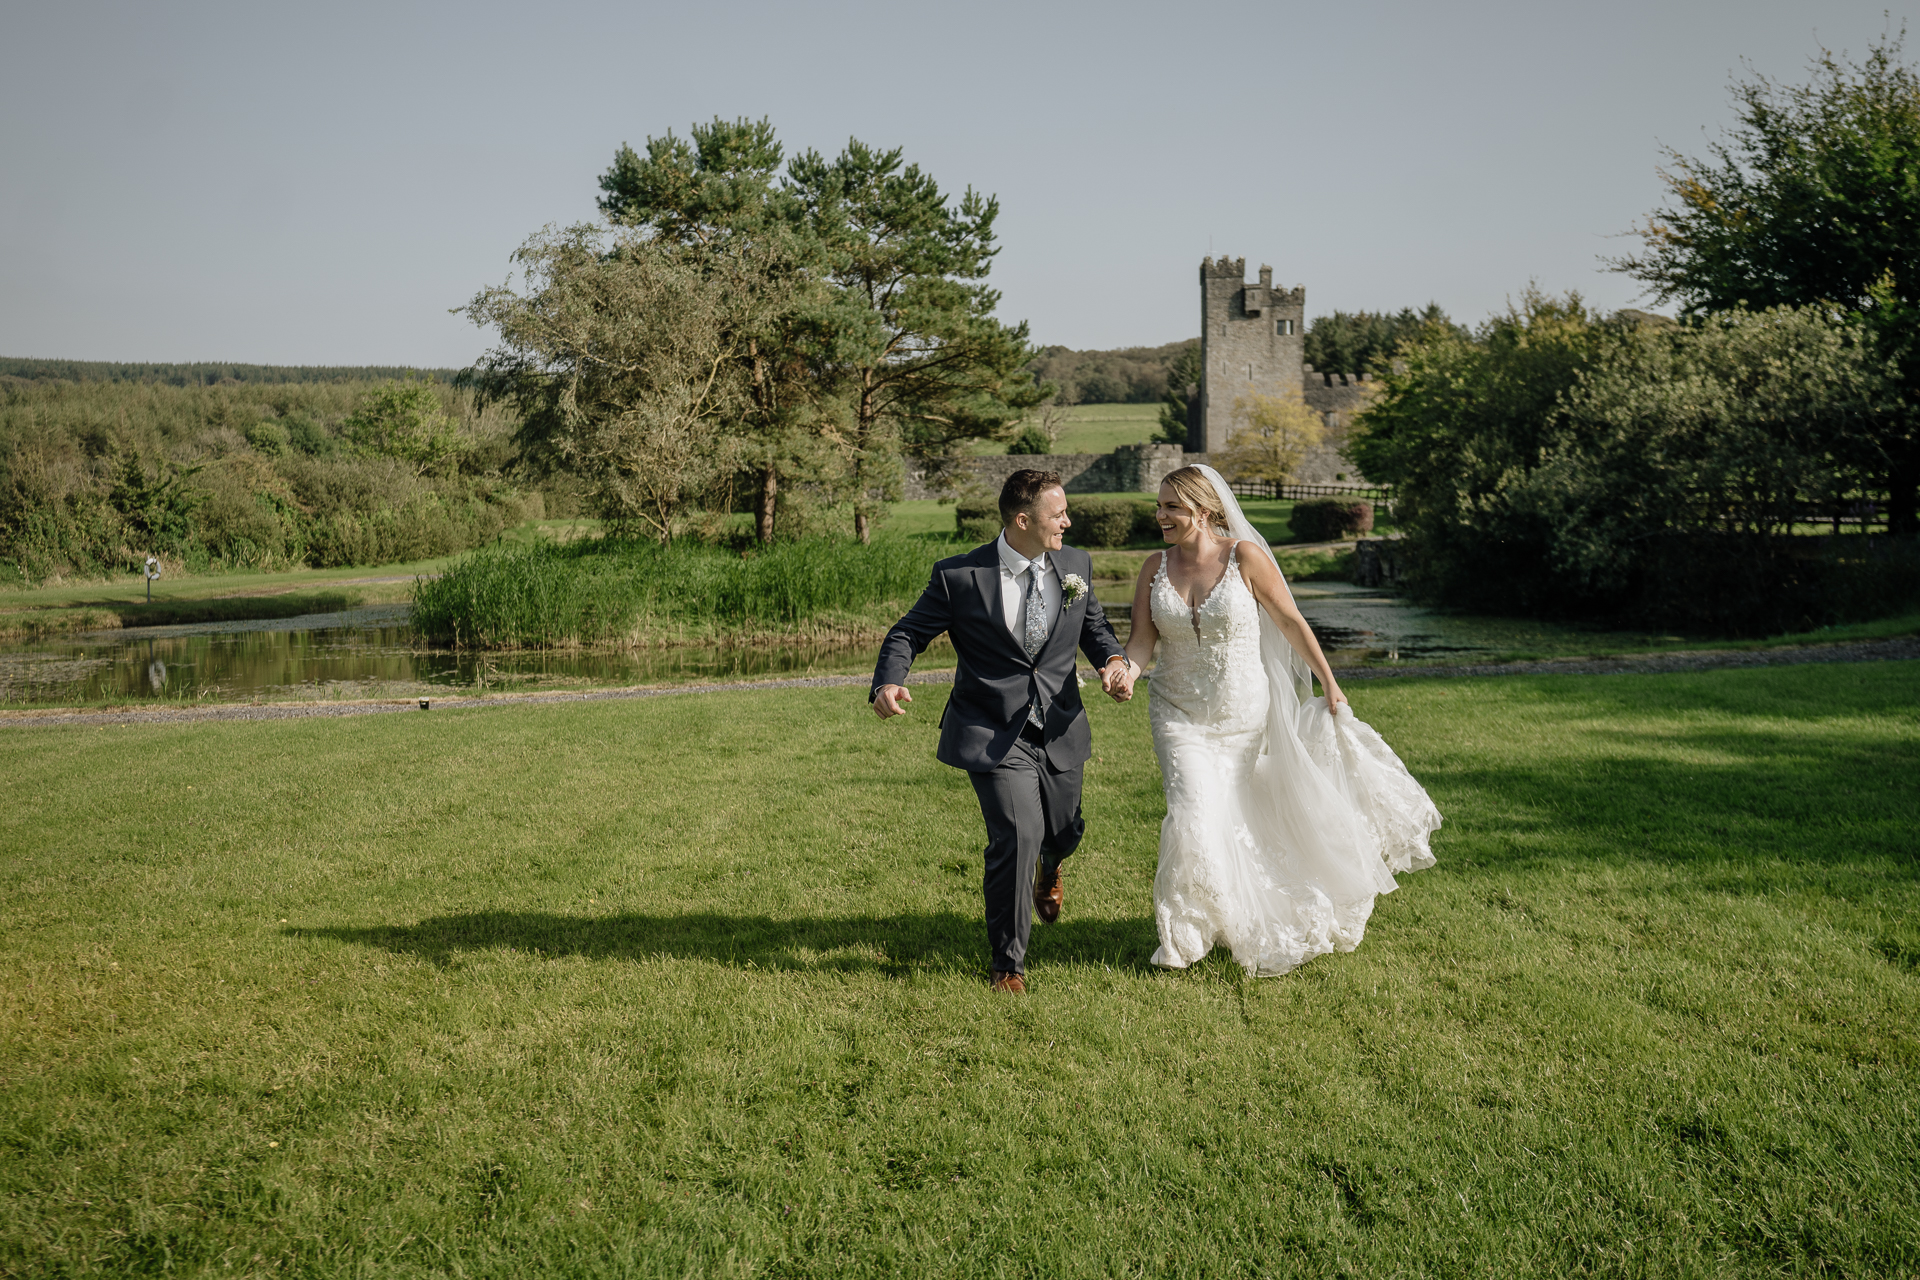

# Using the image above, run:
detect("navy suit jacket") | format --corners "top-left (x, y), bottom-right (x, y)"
top-left (871, 541), bottom-right (1127, 773)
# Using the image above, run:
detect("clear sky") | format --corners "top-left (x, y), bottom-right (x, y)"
top-left (1, 0), bottom-right (1906, 367)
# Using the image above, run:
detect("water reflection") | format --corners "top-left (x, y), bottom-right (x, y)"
top-left (0, 585), bottom-right (1514, 706)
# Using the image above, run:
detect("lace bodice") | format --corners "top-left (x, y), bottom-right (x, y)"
top-left (1148, 543), bottom-right (1269, 734)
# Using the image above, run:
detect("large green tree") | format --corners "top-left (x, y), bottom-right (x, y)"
top-left (598, 119), bottom-right (840, 543)
top-left (463, 227), bottom-right (767, 544)
top-left (1610, 31), bottom-right (1920, 533)
top-left (598, 121), bottom-right (1047, 543)
top-left (1155, 341), bottom-right (1203, 445)
top-left (786, 140), bottom-right (1048, 542)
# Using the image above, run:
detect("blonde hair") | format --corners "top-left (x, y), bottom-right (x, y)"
top-left (1161, 466), bottom-right (1227, 530)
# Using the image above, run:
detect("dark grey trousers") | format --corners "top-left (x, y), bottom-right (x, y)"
top-left (967, 732), bottom-right (1087, 976)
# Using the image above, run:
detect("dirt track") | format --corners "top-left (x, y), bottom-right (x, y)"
top-left (1, 637), bottom-right (1913, 729)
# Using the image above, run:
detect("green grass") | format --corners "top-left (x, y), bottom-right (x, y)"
top-left (967, 403), bottom-right (1167, 456)
top-left (1, 663), bottom-right (1915, 1276)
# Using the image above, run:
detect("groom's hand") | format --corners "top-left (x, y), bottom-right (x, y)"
top-left (873, 684), bottom-right (913, 719)
top-left (1100, 658), bottom-right (1134, 703)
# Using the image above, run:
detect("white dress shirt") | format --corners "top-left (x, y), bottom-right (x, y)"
top-left (995, 532), bottom-right (1061, 646)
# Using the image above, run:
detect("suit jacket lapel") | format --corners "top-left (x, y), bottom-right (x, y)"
top-left (1038, 548), bottom-right (1084, 665)
top-left (967, 543), bottom-right (1030, 666)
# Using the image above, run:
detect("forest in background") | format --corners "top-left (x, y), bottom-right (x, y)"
top-left (0, 374), bottom-right (534, 584)
top-left (0, 357), bottom-right (459, 387)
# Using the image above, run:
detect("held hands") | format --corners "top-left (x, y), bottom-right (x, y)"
top-left (1100, 658), bottom-right (1136, 703)
top-left (873, 684), bottom-right (913, 719)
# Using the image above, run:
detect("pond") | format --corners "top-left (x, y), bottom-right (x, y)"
top-left (0, 607), bottom-right (954, 705)
top-left (0, 585), bottom-right (1532, 706)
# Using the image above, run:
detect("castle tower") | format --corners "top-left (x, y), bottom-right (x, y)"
top-left (1191, 257), bottom-right (1306, 453)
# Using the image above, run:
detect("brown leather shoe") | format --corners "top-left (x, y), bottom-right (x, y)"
top-left (990, 971), bottom-right (1026, 993)
top-left (1035, 862), bottom-right (1064, 925)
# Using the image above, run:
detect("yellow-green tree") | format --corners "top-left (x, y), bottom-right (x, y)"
top-left (1217, 389), bottom-right (1323, 484)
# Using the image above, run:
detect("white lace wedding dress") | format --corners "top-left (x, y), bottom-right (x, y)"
top-left (1148, 543), bottom-right (1441, 976)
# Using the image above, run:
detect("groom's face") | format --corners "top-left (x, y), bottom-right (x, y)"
top-left (1013, 486), bottom-right (1071, 554)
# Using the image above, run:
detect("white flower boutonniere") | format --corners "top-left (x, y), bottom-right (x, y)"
top-left (1061, 573), bottom-right (1088, 604)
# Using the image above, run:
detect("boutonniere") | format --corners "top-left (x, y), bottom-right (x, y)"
top-left (1061, 573), bottom-right (1088, 604)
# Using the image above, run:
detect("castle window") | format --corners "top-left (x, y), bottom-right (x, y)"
top-left (1276, 319), bottom-right (1295, 335)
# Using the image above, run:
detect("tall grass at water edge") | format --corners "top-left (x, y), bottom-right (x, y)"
top-left (411, 535), bottom-right (961, 648)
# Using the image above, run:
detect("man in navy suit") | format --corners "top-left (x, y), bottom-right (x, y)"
top-left (872, 470), bottom-right (1136, 992)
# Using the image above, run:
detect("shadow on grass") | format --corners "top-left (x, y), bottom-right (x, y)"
top-left (1420, 673), bottom-right (1919, 876)
top-left (295, 910), bottom-right (1160, 975)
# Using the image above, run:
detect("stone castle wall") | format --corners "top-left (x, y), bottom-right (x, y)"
top-left (903, 443), bottom-right (1194, 502)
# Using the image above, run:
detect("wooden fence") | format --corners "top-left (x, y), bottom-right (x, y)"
top-left (1222, 479), bottom-right (1396, 504)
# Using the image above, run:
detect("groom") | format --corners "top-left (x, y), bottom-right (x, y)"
top-left (871, 469), bottom-right (1136, 993)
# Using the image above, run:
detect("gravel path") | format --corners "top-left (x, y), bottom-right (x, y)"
top-left (2, 636), bottom-right (1913, 729)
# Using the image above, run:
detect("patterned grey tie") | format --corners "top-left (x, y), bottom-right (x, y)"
top-left (1023, 560), bottom-right (1047, 658)
top-left (1023, 560), bottom-right (1047, 727)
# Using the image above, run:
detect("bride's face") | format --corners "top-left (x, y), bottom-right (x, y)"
top-left (1156, 485), bottom-right (1206, 543)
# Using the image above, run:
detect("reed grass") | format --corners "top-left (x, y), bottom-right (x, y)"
top-left (411, 536), bottom-right (964, 649)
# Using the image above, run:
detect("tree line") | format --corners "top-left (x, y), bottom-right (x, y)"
top-left (0, 358), bottom-right (459, 387)
top-left (1026, 341), bottom-right (1194, 405)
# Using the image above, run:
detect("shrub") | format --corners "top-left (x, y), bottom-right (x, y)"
top-left (955, 502), bottom-right (1000, 543)
top-left (1006, 424), bottom-right (1051, 455)
top-left (244, 420), bottom-right (289, 456)
top-left (1288, 498), bottom-right (1374, 542)
top-left (1067, 498), bottom-right (1154, 547)
top-left (282, 416), bottom-right (334, 456)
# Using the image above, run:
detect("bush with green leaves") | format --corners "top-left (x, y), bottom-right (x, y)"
top-left (1066, 498), bottom-right (1156, 548)
top-left (1288, 499), bottom-right (1374, 542)
top-left (1349, 291), bottom-right (1897, 630)
top-left (1005, 424), bottom-right (1051, 455)
top-left (954, 501), bottom-right (999, 543)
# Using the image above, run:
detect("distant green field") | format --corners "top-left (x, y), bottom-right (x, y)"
top-left (970, 403), bottom-right (1166, 456)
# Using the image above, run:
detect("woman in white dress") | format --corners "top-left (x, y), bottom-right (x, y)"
top-left (1115, 465), bottom-right (1441, 976)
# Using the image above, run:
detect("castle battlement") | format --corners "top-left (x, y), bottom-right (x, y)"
top-left (1186, 255), bottom-right (1379, 473)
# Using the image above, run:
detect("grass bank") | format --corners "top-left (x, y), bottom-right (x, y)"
top-left (0, 664), bottom-right (1915, 1275)
top-left (412, 535), bottom-right (964, 649)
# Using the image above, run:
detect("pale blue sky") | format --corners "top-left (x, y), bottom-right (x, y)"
top-left (0, 0), bottom-right (1905, 367)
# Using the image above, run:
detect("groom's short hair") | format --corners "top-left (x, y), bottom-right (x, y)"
top-left (999, 469), bottom-right (1064, 525)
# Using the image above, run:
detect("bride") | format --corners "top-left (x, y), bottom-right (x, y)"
top-left (1114, 465), bottom-right (1441, 976)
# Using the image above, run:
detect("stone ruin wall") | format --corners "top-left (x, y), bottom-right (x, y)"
top-left (902, 443), bottom-right (1192, 502)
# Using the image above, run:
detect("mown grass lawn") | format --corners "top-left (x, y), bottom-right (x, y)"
top-left (1, 663), bottom-right (1916, 1277)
